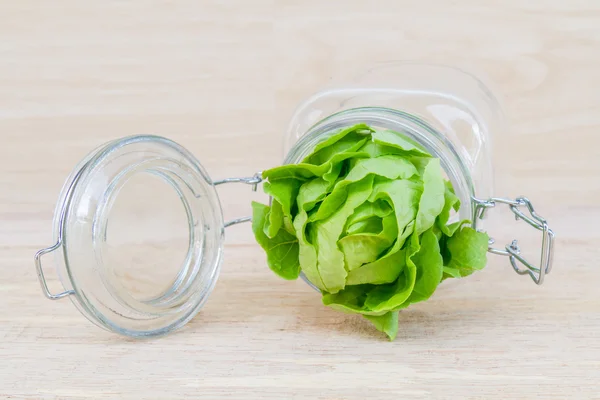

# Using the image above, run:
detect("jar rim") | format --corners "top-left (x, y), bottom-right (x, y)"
top-left (50, 135), bottom-right (225, 337)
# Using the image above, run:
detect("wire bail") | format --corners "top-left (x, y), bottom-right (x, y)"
top-left (472, 196), bottom-right (555, 285)
top-left (214, 172), bottom-right (263, 227)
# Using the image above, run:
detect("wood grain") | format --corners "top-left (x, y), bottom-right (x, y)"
top-left (1, 1), bottom-right (599, 399)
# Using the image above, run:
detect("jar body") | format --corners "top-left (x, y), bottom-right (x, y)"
top-left (283, 63), bottom-right (503, 227)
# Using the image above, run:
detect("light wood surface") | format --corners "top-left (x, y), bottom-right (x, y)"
top-left (1, 1), bottom-right (599, 399)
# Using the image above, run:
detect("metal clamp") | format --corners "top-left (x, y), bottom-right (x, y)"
top-left (213, 173), bottom-right (262, 190)
top-left (34, 243), bottom-right (75, 300)
top-left (34, 165), bottom-right (83, 301)
top-left (214, 172), bottom-right (262, 227)
top-left (472, 196), bottom-right (555, 285)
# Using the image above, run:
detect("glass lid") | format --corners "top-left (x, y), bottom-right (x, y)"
top-left (35, 135), bottom-right (225, 337)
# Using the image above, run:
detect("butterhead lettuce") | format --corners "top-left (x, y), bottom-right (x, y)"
top-left (252, 124), bottom-right (489, 340)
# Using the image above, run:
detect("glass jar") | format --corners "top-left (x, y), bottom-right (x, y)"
top-left (35, 136), bottom-right (225, 337)
top-left (35, 63), bottom-right (554, 338)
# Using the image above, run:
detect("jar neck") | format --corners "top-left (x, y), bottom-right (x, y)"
top-left (284, 107), bottom-right (476, 223)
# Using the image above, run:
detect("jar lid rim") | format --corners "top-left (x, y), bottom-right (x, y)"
top-left (38, 135), bottom-right (224, 337)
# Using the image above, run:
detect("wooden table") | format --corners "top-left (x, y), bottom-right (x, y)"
top-left (1, 1), bottom-right (599, 399)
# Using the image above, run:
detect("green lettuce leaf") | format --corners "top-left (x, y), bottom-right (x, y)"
top-left (310, 155), bottom-right (418, 223)
top-left (344, 216), bottom-right (384, 236)
top-left (263, 150), bottom-right (369, 182)
top-left (407, 228), bottom-right (444, 303)
top-left (292, 178), bottom-right (332, 290)
top-left (304, 124), bottom-right (373, 165)
top-left (321, 248), bottom-right (416, 314)
top-left (263, 179), bottom-right (301, 220)
top-left (442, 266), bottom-right (462, 280)
top-left (360, 140), bottom-right (408, 158)
top-left (282, 214), bottom-right (295, 236)
top-left (444, 226), bottom-right (489, 277)
top-left (296, 178), bottom-right (330, 212)
top-left (345, 199), bottom-right (393, 230)
top-left (293, 208), bottom-right (324, 289)
top-left (343, 155), bottom-right (418, 182)
top-left (415, 158), bottom-right (445, 235)
top-left (344, 239), bottom-right (404, 285)
top-left (368, 179), bottom-right (421, 256)
top-left (263, 199), bottom-right (284, 239)
top-left (364, 311), bottom-right (399, 341)
top-left (364, 261), bottom-right (417, 313)
top-left (313, 176), bottom-right (375, 293)
top-left (437, 180), bottom-right (464, 236)
top-left (371, 129), bottom-right (432, 157)
top-left (252, 202), bottom-right (300, 280)
top-left (340, 213), bottom-right (398, 272)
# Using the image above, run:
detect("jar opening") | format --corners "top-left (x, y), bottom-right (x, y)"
top-left (100, 167), bottom-right (195, 306)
